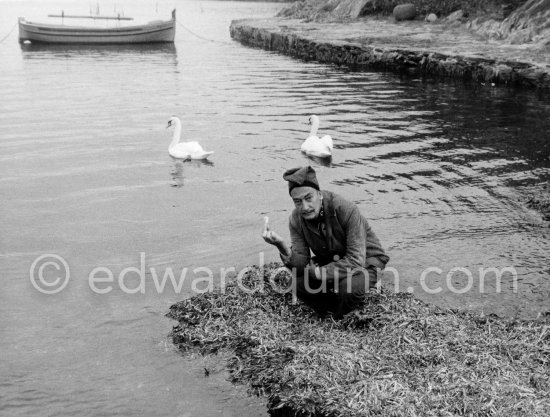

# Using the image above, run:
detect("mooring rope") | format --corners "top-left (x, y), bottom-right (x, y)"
top-left (176, 20), bottom-right (233, 45)
top-left (0, 22), bottom-right (17, 45)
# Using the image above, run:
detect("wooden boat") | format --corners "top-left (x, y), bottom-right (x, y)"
top-left (18, 9), bottom-right (176, 44)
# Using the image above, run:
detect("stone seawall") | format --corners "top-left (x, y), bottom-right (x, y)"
top-left (229, 19), bottom-right (550, 89)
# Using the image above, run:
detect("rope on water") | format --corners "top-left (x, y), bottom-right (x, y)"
top-left (0, 22), bottom-right (17, 45)
top-left (176, 20), bottom-right (233, 45)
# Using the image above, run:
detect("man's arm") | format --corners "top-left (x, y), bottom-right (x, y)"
top-left (320, 204), bottom-right (367, 282)
top-left (262, 216), bottom-right (310, 269)
top-left (283, 217), bottom-right (310, 270)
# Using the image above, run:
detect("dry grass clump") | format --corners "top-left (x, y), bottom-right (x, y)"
top-left (526, 183), bottom-right (550, 221)
top-left (168, 264), bottom-right (550, 417)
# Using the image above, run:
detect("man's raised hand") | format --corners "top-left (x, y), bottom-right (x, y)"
top-left (262, 216), bottom-right (282, 245)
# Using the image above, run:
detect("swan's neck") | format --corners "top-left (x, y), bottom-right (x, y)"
top-left (309, 119), bottom-right (319, 137)
top-left (170, 120), bottom-right (182, 148)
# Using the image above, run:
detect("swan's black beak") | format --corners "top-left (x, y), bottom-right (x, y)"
top-left (166, 120), bottom-right (172, 129)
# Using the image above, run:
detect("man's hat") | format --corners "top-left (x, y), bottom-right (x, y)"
top-left (283, 166), bottom-right (320, 194)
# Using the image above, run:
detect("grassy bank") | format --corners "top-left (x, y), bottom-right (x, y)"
top-left (357, 0), bottom-right (526, 17)
top-left (279, 0), bottom-right (528, 21)
top-left (168, 264), bottom-right (550, 417)
top-left (526, 184), bottom-right (550, 222)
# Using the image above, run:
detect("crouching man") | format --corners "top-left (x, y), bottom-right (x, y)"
top-left (262, 166), bottom-right (389, 317)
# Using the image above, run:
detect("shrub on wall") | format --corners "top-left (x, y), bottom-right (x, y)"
top-left (357, 0), bottom-right (527, 18)
top-left (279, 0), bottom-right (529, 21)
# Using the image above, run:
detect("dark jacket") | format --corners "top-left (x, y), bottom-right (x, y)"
top-left (282, 190), bottom-right (389, 281)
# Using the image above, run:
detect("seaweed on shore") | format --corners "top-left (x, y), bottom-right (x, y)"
top-left (526, 183), bottom-right (550, 221)
top-left (168, 263), bottom-right (550, 417)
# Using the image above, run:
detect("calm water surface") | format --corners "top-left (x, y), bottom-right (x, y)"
top-left (1, 0), bottom-right (549, 415)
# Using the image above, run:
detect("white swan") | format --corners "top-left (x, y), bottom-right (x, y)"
top-left (301, 115), bottom-right (333, 158)
top-left (166, 116), bottom-right (214, 160)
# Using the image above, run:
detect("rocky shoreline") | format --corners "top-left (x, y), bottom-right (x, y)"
top-left (229, 17), bottom-right (549, 89)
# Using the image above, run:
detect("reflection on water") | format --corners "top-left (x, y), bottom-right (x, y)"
top-left (170, 160), bottom-right (185, 187)
top-left (303, 153), bottom-right (333, 167)
top-left (20, 41), bottom-right (177, 56)
top-left (170, 158), bottom-right (214, 187)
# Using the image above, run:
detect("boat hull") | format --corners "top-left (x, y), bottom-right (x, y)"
top-left (18, 18), bottom-right (175, 44)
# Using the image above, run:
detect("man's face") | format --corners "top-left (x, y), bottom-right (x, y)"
top-left (290, 186), bottom-right (323, 220)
